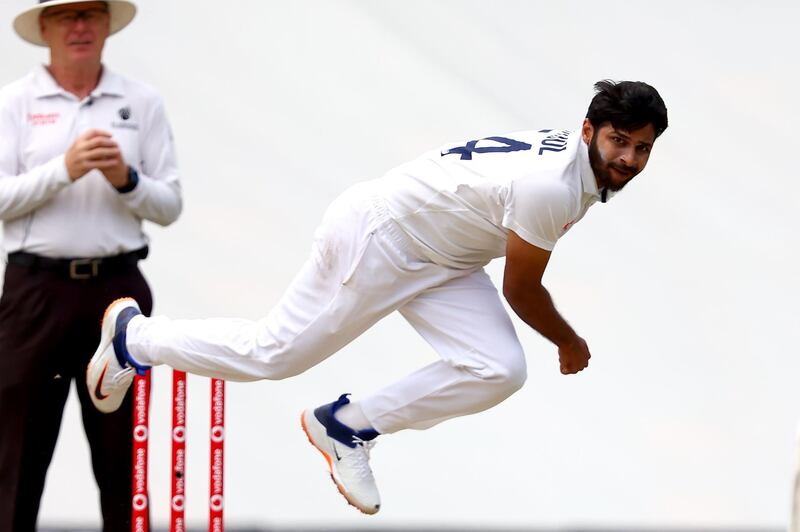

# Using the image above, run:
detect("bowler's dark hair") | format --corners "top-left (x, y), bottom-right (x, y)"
top-left (586, 80), bottom-right (668, 138)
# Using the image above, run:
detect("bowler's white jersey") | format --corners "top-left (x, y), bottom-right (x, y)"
top-left (376, 128), bottom-right (602, 269)
top-left (126, 130), bottom-right (607, 437)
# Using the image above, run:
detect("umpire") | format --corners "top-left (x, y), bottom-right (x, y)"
top-left (0, 1), bottom-right (182, 529)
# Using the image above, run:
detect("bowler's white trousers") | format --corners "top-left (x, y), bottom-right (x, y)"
top-left (127, 182), bottom-right (527, 434)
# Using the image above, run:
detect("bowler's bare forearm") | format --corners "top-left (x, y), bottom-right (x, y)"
top-left (504, 283), bottom-right (578, 348)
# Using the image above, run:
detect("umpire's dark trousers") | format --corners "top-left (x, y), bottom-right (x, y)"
top-left (0, 255), bottom-right (153, 531)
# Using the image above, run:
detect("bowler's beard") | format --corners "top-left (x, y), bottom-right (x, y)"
top-left (588, 133), bottom-right (638, 192)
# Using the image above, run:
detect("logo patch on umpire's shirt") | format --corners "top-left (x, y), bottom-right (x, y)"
top-left (112, 106), bottom-right (138, 130)
top-left (28, 112), bottom-right (60, 126)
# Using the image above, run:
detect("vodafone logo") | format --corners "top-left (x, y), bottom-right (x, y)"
top-left (173, 425), bottom-right (186, 443)
top-left (210, 425), bottom-right (225, 443)
top-left (171, 494), bottom-right (186, 512)
top-left (132, 494), bottom-right (148, 511)
top-left (133, 424), bottom-right (149, 442)
top-left (209, 494), bottom-right (224, 512)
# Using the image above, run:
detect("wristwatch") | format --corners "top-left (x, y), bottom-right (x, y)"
top-left (116, 165), bottom-right (139, 193)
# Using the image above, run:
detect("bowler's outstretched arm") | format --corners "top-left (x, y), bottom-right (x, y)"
top-left (503, 230), bottom-right (591, 374)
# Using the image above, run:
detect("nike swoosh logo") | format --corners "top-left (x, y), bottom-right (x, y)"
top-left (94, 362), bottom-right (110, 401)
top-left (333, 442), bottom-right (342, 461)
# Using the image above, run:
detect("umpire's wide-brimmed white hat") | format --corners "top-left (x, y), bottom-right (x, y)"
top-left (13, 0), bottom-right (136, 46)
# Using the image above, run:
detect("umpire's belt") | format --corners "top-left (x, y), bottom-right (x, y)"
top-left (7, 247), bottom-right (149, 280)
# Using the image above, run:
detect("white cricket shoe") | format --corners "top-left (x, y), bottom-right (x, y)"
top-left (87, 297), bottom-right (149, 413)
top-left (301, 394), bottom-right (381, 515)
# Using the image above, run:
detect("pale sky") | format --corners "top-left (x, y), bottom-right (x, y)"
top-left (1, 0), bottom-right (799, 529)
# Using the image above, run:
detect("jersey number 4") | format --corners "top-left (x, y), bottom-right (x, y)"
top-left (441, 136), bottom-right (532, 161)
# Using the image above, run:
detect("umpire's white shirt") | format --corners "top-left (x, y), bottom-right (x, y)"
top-left (376, 128), bottom-right (600, 268)
top-left (0, 65), bottom-right (182, 258)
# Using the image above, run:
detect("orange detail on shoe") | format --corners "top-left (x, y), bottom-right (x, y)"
top-left (102, 296), bottom-right (136, 324)
top-left (301, 412), bottom-right (334, 471)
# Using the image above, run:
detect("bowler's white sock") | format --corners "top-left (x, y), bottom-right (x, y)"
top-left (334, 401), bottom-right (375, 432)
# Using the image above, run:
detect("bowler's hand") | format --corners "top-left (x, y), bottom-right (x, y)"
top-left (65, 129), bottom-right (128, 186)
top-left (558, 336), bottom-right (591, 375)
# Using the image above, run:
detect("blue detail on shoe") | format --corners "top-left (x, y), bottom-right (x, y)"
top-left (112, 306), bottom-right (150, 376)
top-left (313, 394), bottom-right (379, 448)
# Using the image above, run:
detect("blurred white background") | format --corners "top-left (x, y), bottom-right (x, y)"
top-left (1, 0), bottom-right (799, 529)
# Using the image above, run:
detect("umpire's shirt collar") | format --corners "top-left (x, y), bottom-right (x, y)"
top-left (32, 64), bottom-right (125, 100)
